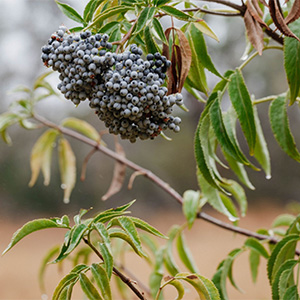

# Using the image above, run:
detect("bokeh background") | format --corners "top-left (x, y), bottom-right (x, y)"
top-left (0, 0), bottom-right (299, 299)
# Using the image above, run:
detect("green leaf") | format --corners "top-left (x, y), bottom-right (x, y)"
top-left (64, 224), bottom-right (88, 255)
top-left (188, 23), bottom-right (221, 77)
top-left (61, 118), bottom-right (100, 142)
top-left (164, 226), bottom-right (181, 276)
top-left (183, 190), bottom-right (200, 228)
top-left (159, 278), bottom-right (185, 300)
top-left (144, 25), bottom-right (160, 54)
top-left (79, 272), bottom-right (103, 300)
top-left (116, 216), bottom-right (147, 257)
top-left (91, 263), bottom-right (112, 300)
top-left (94, 223), bottom-right (112, 253)
top-left (228, 69), bottom-right (256, 154)
top-left (244, 238), bottom-right (269, 258)
top-left (83, 0), bottom-right (104, 23)
top-left (267, 234), bottom-right (300, 283)
top-left (221, 180), bottom-right (247, 217)
top-left (99, 21), bottom-right (120, 34)
top-left (2, 218), bottom-right (68, 255)
top-left (39, 245), bottom-right (60, 292)
top-left (212, 248), bottom-right (243, 300)
top-left (176, 272), bottom-right (221, 300)
top-left (55, 1), bottom-right (85, 25)
top-left (284, 18), bottom-right (300, 105)
top-left (129, 217), bottom-right (167, 239)
top-left (286, 215), bottom-right (300, 234)
top-left (176, 230), bottom-right (199, 273)
top-left (193, 20), bottom-right (219, 41)
top-left (99, 242), bottom-right (114, 279)
top-left (52, 272), bottom-right (80, 300)
top-left (198, 172), bottom-right (239, 222)
top-left (152, 18), bottom-right (168, 44)
top-left (283, 285), bottom-right (299, 300)
top-left (160, 5), bottom-right (195, 21)
top-left (253, 106), bottom-right (271, 178)
top-left (58, 138), bottom-right (76, 204)
top-left (155, 0), bottom-right (171, 6)
top-left (249, 250), bottom-right (260, 283)
top-left (87, 5), bottom-right (131, 29)
top-left (272, 214), bottom-right (296, 228)
top-left (269, 95), bottom-right (300, 162)
top-left (134, 7), bottom-right (156, 35)
top-left (272, 259), bottom-right (298, 300)
top-left (0, 112), bottom-right (20, 145)
top-left (29, 129), bottom-right (58, 187)
top-left (150, 247), bottom-right (164, 300)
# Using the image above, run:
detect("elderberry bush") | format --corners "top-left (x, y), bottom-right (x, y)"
top-left (41, 26), bottom-right (183, 142)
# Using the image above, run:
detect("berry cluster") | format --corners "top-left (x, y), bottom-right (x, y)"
top-left (42, 26), bottom-right (183, 142)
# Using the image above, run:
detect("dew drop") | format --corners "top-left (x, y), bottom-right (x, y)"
top-left (61, 183), bottom-right (67, 189)
top-left (266, 175), bottom-right (272, 180)
top-left (63, 198), bottom-right (70, 204)
top-left (41, 294), bottom-right (48, 300)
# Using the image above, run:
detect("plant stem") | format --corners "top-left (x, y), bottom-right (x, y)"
top-left (33, 113), bottom-right (300, 256)
top-left (238, 45), bottom-right (283, 70)
top-left (83, 237), bottom-right (148, 299)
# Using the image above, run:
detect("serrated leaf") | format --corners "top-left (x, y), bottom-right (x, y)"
top-left (79, 272), bottom-right (103, 300)
top-left (152, 18), bottom-right (168, 44)
top-left (61, 118), bottom-right (100, 142)
top-left (249, 249), bottom-right (260, 283)
top-left (52, 272), bottom-right (80, 300)
top-left (87, 5), bottom-right (131, 29)
top-left (55, 1), bottom-right (85, 25)
top-left (176, 272), bottom-right (221, 300)
top-left (144, 25), bottom-right (160, 54)
top-left (253, 106), bottom-right (271, 178)
top-left (285, 0), bottom-right (300, 25)
top-left (99, 242), bottom-right (114, 279)
top-left (2, 218), bottom-right (68, 255)
top-left (160, 5), bottom-right (195, 21)
top-left (94, 223), bottom-right (112, 252)
top-left (183, 190), bottom-right (200, 228)
top-left (176, 230), bottom-right (199, 273)
top-left (272, 214), bottom-right (296, 228)
top-left (244, 238), bottom-right (269, 258)
top-left (102, 140), bottom-right (126, 200)
top-left (269, 95), bottom-right (300, 162)
top-left (129, 217), bottom-right (167, 239)
top-left (91, 263), bottom-right (112, 300)
top-left (272, 259), bottom-right (298, 300)
top-left (58, 138), bottom-right (76, 204)
top-left (284, 18), bottom-right (300, 105)
top-left (29, 129), bottom-right (58, 187)
top-left (134, 7), bottom-right (156, 35)
top-left (283, 285), bottom-right (299, 300)
top-left (228, 69), bottom-right (256, 154)
top-left (99, 21), bottom-right (120, 34)
top-left (267, 234), bottom-right (300, 282)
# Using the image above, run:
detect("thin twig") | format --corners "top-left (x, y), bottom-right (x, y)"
top-left (33, 113), bottom-right (299, 255)
top-left (83, 237), bottom-right (147, 300)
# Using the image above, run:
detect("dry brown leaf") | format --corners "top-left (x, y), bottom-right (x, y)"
top-left (162, 27), bottom-right (192, 94)
top-left (244, 9), bottom-right (264, 55)
top-left (269, 0), bottom-right (300, 41)
top-left (247, 0), bottom-right (269, 28)
top-left (285, 0), bottom-right (300, 24)
top-left (102, 140), bottom-right (126, 201)
top-left (259, 0), bottom-right (268, 7)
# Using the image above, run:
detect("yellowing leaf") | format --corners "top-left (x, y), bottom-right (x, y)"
top-left (193, 20), bottom-right (219, 41)
top-left (58, 138), bottom-right (76, 203)
top-left (29, 129), bottom-right (59, 187)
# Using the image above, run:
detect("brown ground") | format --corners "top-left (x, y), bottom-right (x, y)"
top-left (0, 204), bottom-right (283, 300)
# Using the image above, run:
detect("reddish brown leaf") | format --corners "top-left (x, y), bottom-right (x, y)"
top-left (102, 140), bottom-right (126, 201)
top-left (269, 0), bottom-right (300, 41)
top-left (244, 9), bottom-right (264, 55)
top-left (247, 0), bottom-right (269, 28)
top-left (259, 0), bottom-right (268, 7)
top-left (285, 0), bottom-right (300, 24)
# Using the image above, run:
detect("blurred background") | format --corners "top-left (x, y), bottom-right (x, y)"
top-left (0, 0), bottom-right (299, 299)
